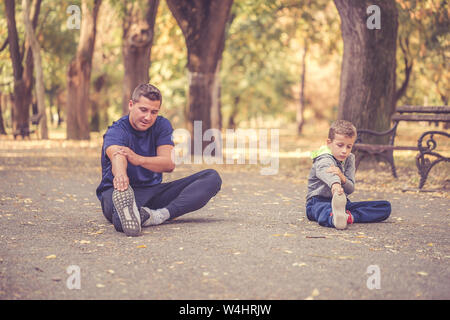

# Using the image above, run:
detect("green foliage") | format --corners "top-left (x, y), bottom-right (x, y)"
top-left (220, 0), bottom-right (340, 127)
top-left (0, 0), bottom-right (447, 134)
top-left (396, 0), bottom-right (449, 105)
top-left (149, 0), bottom-right (188, 127)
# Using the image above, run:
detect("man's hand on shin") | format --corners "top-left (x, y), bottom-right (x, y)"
top-left (106, 145), bottom-right (130, 191)
top-left (113, 147), bottom-right (143, 166)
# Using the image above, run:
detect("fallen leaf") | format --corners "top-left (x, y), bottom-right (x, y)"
top-left (292, 262), bottom-right (307, 267)
top-left (338, 256), bottom-right (355, 260)
top-left (305, 288), bottom-right (320, 300)
top-left (311, 288), bottom-right (320, 297)
top-left (136, 245), bottom-right (147, 248)
top-left (45, 254), bottom-right (56, 259)
top-left (417, 271), bottom-right (428, 276)
top-left (283, 233), bottom-right (295, 237)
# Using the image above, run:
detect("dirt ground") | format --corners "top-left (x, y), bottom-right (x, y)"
top-left (0, 133), bottom-right (448, 300)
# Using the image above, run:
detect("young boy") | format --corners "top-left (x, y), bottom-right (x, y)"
top-left (305, 120), bottom-right (391, 229)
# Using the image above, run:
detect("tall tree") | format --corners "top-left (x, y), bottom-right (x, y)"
top-left (22, 0), bottom-right (48, 139)
top-left (22, 0), bottom-right (42, 136)
top-left (66, 0), bottom-right (102, 140)
top-left (0, 90), bottom-right (6, 135)
top-left (334, 0), bottom-right (398, 142)
top-left (121, 0), bottom-right (159, 114)
top-left (166, 0), bottom-right (233, 151)
top-left (5, 0), bottom-right (29, 138)
top-left (296, 39), bottom-right (308, 134)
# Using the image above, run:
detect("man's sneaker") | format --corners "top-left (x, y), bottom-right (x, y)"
top-left (112, 186), bottom-right (141, 236)
top-left (139, 207), bottom-right (170, 226)
top-left (140, 207), bottom-right (150, 226)
top-left (331, 192), bottom-right (347, 230)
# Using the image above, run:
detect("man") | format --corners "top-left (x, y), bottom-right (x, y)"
top-left (96, 83), bottom-right (222, 236)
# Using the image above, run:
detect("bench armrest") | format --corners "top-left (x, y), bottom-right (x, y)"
top-left (418, 130), bottom-right (450, 152)
top-left (356, 122), bottom-right (399, 145)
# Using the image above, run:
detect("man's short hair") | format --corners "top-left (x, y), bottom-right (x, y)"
top-left (328, 120), bottom-right (357, 140)
top-left (131, 83), bottom-right (162, 105)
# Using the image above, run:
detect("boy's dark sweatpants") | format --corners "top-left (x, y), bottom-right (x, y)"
top-left (100, 169), bottom-right (222, 231)
top-left (306, 196), bottom-right (391, 228)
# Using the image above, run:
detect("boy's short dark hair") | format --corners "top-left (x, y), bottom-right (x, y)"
top-left (328, 120), bottom-right (357, 140)
top-left (131, 83), bottom-right (162, 105)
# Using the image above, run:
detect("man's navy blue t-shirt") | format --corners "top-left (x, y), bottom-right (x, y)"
top-left (96, 115), bottom-right (174, 201)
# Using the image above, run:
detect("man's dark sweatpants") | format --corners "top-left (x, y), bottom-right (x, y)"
top-left (100, 169), bottom-right (222, 232)
top-left (306, 196), bottom-right (391, 228)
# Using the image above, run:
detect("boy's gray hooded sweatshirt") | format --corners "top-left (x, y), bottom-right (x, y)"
top-left (306, 145), bottom-right (356, 201)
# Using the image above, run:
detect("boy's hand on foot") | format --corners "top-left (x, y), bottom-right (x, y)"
top-left (331, 183), bottom-right (344, 195)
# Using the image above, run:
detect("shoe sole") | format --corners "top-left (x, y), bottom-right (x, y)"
top-left (112, 186), bottom-right (141, 236)
top-left (332, 193), bottom-right (347, 230)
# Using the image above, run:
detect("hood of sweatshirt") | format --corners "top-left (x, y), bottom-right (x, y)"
top-left (310, 145), bottom-right (347, 167)
top-left (310, 145), bottom-right (332, 160)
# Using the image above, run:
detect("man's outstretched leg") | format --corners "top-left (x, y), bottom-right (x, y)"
top-left (138, 169), bottom-right (222, 226)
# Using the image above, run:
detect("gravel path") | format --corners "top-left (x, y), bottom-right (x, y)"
top-left (0, 145), bottom-right (449, 300)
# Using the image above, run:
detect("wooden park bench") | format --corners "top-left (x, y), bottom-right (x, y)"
top-left (353, 105), bottom-right (450, 189)
top-left (13, 113), bottom-right (43, 139)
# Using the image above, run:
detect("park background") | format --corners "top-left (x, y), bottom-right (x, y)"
top-left (0, 0), bottom-right (448, 191)
top-left (0, 0), bottom-right (449, 301)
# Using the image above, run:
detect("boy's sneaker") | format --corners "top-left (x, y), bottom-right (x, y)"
top-left (331, 192), bottom-right (347, 230)
top-left (112, 186), bottom-right (141, 236)
top-left (346, 210), bottom-right (354, 225)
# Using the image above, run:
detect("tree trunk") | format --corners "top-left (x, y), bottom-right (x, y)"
top-left (210, 60), bottom-right (222, 131)
top-left (228, 95), bottom-right (240, 130)
top-left (22, 0), bottom-right (42, 137)
top-left (90, 74), bottom-right (105, 132)
top-left (334, 0), bottom-right (398, 143)
top-left (297, 39), bottom-right (308, 135)
top-left (22, 0), bottom-right (48, 139)
top-left (121, 0), bottom-right (159, 115)
top-left (5, 0), bottom-right (29, 138)
top-left (166, 0), bottom-right (233, 152)
top-left (66, 0), bottom-right (102, 140)
top-left (0, 91), bottom-right (6, 135)
top-left (394, 36), bottom-right (413, 105)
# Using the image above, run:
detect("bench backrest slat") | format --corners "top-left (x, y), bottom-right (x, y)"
top-left (396, 105), bottom-right (450, 114)
top-left (391, 114), bottom-right (450, 122)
